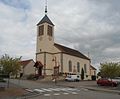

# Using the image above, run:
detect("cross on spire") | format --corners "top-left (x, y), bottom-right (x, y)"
top-left (45, 0), bottom-right (47, 14)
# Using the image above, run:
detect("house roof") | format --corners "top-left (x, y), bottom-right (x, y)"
top-left (90, 65), bottom-right (97, 70)
top-left (54, 43), bottom-right (90, 60)
top-left (37, 15), bottom-right (54, 26)
top-left (19, 59), bottom-right (34, 68)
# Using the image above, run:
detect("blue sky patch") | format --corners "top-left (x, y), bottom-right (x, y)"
top-left (0, 0), bottom-right (31, 10)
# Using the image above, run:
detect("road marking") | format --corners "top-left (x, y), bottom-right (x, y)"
top-left (63, 92), bottom-right (69, 95)
top-left (25, 89), bottom-right (34, 92)
top-left (71, 92), bottom-right (78, 94)
top-left (75, 89), bottom-right (80, 91)
top-left (49, 88), bottom-right (60, 91)
top-left (54, 93), bottom-right (60, 95)
top-left (83, 89), bottom-right (88, 91)
top-left (67, 88), bottom-right (80, 91)
top-left (60, 88), bottom-right (68, 91)
top-left (41, 88), bottom-right (52, 92)
top-left (33, 87), bottom-right (80, 95)
top-left (34, 89), bottom-right (45, 93)
top-left (44, 94), bottom-right (51, 96)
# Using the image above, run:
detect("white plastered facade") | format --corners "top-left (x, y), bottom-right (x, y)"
top-left (36, 15), bottom-right (91, 80)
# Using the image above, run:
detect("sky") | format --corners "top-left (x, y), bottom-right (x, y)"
top-left (0, 0), bottom-right (120, 69)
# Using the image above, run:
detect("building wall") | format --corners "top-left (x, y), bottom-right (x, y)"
top-left (36, 20), bottom-right (91, 79)
top-left (45, 53), bottom-right (54, 75)
top-left (36, 50), bottom-right (91, 80)
top-left (36, 53), bottom-right (45, 64)
top-left (36, 23), bottom-right (54, 53)
top-left (24, 61), bottom-right (35, 75)
top-left (36, 52), bottom-right (59, 75)
top-left (62, 53), bottom-right (91, 80)
top-left (36, 46), bottom-right (62, 75)
top-left (90, 69), bottom-right (96, 76)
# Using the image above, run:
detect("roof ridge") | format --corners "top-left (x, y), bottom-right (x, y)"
top-left (54, 43), bottom-right (90, 60)
top-left (20, 59), bottom-right (33, 62)
top-left (19, 59), bottom-right (34, 68)
top-left (90, 65), bottom-right (97, 70)
top-left (54, 43), bottom-right (79, 52)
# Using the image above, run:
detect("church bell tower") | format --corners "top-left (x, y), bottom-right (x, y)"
top-left (36, 0), bottom-right (55, 76)
top-left (36, 4), bottom-right (54, 54)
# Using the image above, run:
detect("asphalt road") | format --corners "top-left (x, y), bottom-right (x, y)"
top-left (22, 87), bottom-right (120, 99)
top-left (9, 79), bottom-right (120, 99)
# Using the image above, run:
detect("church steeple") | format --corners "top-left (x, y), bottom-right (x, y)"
top-left (45, 0), bottom-right (47, 15)
top-left (37, 15), bottom-right (54, 26)
top-left (37, 0), bottom-right (54, 26)
top-left (36, 0), bottom-right (55, 53)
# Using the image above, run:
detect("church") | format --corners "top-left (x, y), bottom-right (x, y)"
top-left (35, 6), bottom-right (94, 80)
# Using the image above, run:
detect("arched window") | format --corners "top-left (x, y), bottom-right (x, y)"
top-left (68, 60), bottom-right (72, 72)
top-left (77, 62), bottom-right (80, 73)
top-left (84, 64), bottom-right (87, 73)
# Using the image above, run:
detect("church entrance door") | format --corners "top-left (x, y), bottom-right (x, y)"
top-left (38, 67), bottom-right (43, 76)
top-left (34, 61), bottom-right (43, 76)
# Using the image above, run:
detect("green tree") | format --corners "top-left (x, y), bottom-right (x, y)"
top-left (0, 64), bottom-right (2, 73)
top-left (100, 62), bottom-right (120, 78)
top-left (81, 68), bottom-right (84, 80)
top-left (0, 54), bottom-right (21, 76)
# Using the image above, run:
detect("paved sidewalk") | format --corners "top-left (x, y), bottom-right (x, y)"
top-left (9, 79), bottom-right (57, 89)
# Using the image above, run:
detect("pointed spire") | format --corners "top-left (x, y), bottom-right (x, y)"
top-left (37, 15), bottom-right (54, 26)
top-left (45, 0), bottom-right (47, 15)
top-left (37, 0), bottom-right (54, 26)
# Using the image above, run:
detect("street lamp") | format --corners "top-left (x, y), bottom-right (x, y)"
top-left (52, 56), bottom-right (59, 85)
top-left (52, 56), bottom-right (57, 67)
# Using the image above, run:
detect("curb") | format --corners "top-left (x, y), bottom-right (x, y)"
top-left (57, 84), bottom-right (120, 95)
top-left (84, 86), bottom-right (120, 95)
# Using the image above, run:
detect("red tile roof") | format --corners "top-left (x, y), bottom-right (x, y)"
top-left (19, 59), bottom-right (34, 68)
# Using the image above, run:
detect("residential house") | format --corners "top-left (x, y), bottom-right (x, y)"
top-left (90, 65), bottom-right (97, 80)
top-left (19, 59), bottom-right (35, 77)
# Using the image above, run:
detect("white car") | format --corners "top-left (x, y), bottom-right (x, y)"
top-left (65, 74), bottom-right (80, 82)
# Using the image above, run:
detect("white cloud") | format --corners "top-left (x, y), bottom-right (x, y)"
top-left (0, 0), bottom-right (120, 70)
top-left (0, 1), bottom-right (35, 59)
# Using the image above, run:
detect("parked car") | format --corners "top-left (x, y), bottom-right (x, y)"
top-left (97, 78), bottom-right (118, 87)
top-left (65, 74), bottom-right (80, 82)
top-left (112, 77), bottom-right (120, 84)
